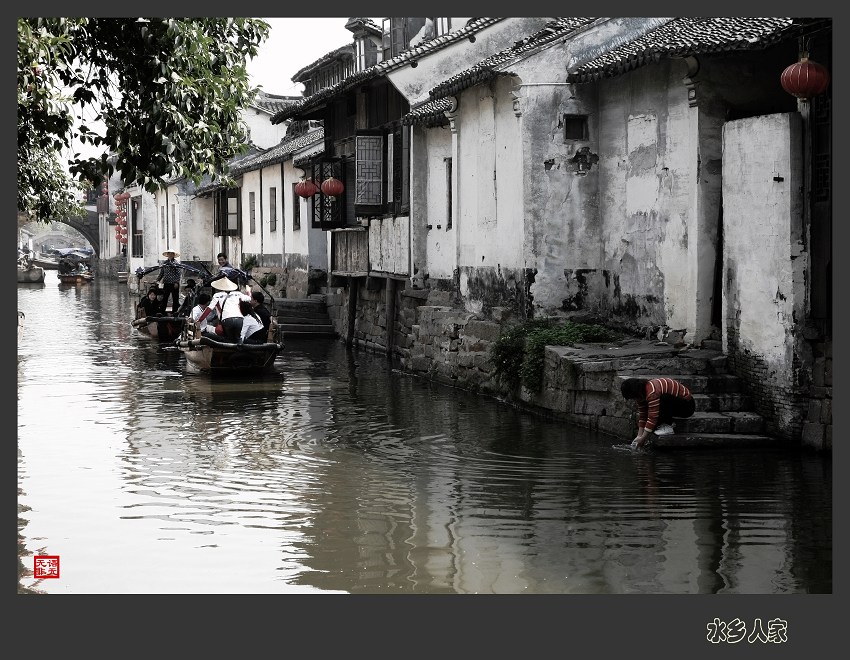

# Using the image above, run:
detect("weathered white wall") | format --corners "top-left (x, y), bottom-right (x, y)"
top-left (240, 169), bottom-right (262, 259)
top-left (422, 126), bottom-right (454, 279)
top-left (722, 113), bottom-right (804, 378)
top-left (244, 107), bottom-right (288, 149)
top-left (455, 76), bottom-right (524, 271)
top-left (596, 64), bottom-right (696, 334)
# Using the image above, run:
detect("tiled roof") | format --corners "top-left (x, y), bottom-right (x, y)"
top-left (251, 90), bottom-right (302, 115)
top-left (191, 146), bottom-right (265, 196)
top-left (345, 17), bottom-right (381, 37)
top-left (271, 18), bottom-right (505, 124)
top-left (567, 17), bottom-right (799, 83)
top-left (291, 44), bottom-right (356, 82)
top-left (230, 129), bottom-right (325, 175)
top-left (430, 17), bottom-right (597, 101)
top-left (401, 98), bottom-right (453, 126)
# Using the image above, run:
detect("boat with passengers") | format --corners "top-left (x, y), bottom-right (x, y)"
top-left (173, 269), bottom-right (283, 375)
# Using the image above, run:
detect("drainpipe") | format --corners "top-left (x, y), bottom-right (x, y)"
top-left (259, 169), bottom-right (264, 261)
top-left (445, 96), bottom-right (460, 281)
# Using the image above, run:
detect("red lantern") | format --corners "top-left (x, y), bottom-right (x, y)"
top-left (321, 176), bottom-right (344, 197)
top-left (119, 236), bottom-right (128, 245)
top-left (294, 178), bottom-right (319, 199)
top-left (781, 56), bottom-right (830, 99)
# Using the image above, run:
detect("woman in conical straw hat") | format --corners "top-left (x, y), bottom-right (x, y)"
top-left (199, 276), bottom-right (251, 343)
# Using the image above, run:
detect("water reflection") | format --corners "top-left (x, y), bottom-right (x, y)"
top-left (17, 273), bottom-right (832, 594)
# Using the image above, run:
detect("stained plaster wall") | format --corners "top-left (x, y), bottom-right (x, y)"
top-left (415, 125), bottom-right (454, 281)
top-left (451, 75), bottom-right (526, 316)
top-left (165, 180), bottom-right (214, 267)
top-left (722, 113), bottom-right (806, 440)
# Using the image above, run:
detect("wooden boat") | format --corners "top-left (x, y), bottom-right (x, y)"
top-left (18, 311), bottom-right (25, 342)
top-left (31, 256), bottom-right (59, 270)
top-left (18, 265), bottom-right (45, 283)
top-left (132, 313), bottom-right (186, 342)
top-left (174, 319), bottom-right (283, 375)
top-left (58, 272), bottom-right (94, 285)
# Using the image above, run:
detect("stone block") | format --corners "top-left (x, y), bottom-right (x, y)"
top-left (726, 412), bottom-right (764, 433)
top-left (820, 398), bottom-right (832, 424)
top-left (801, 422), bottom-right (825, 450)
top-left (464, 319), bottom-right (502, 342)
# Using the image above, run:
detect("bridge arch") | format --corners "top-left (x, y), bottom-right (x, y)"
top-left (50, 209), bottom-right (101, 257)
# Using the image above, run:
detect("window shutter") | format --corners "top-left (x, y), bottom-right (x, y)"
top-left (355, 131), bottom-right (385, 216)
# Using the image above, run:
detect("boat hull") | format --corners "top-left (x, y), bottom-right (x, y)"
top-left (132, 315), bottom-right (186, 342)
top-left (176, 336), bottom-right (283, 374)
top-left (18, 266), bottom-right (45, 283)
top-left (58, 273), bottom-right (94, 285)
top-left (31, 257), bottom-right (59, 270)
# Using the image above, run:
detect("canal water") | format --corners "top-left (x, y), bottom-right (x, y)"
top-left (17, 272), bottom-right (832, 594)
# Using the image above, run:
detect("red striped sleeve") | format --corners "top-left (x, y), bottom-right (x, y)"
top-left (643, 378), bottom-right (692, 431)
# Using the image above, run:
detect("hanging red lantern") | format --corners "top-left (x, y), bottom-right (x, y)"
top-left (119, 235), bottom-right (128, 245)
top-left (781, 55), bottom-right (830, 99)
top-left (294, 178), bottom-right (320, 199)
top-left (321, 176), bottom-right (344, 197)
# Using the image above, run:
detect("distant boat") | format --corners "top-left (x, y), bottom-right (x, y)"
top-left (58, 272), bottom-right (94, 285)
top-left (31, 256), bottom-right (59, 270)
top-left (17, 265), bottom-right (45, 283)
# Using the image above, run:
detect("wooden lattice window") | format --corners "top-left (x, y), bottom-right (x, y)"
top-left (310, 158), bottom-right (347, 230)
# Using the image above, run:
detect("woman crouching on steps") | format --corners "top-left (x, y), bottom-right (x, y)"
top-left (621, 377), bottom-right (695, 449)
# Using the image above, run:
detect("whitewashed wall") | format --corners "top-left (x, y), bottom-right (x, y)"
top-left (722, 113), bottom-right (804, 377)
top-left (454, 76), bottom-right (524, 271)
top-left (424, 126), bottom-right (454, 279)
top-left (244, 107), bottom-right (288, 149)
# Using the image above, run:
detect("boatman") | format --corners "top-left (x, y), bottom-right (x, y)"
top-left (156, 249), bottom-right (182, 315)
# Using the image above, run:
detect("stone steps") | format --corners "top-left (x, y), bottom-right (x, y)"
top-left (615, 362), bottom-right (778, 448)
top-left (650, 432), bottom-right (779, 449)
top-left (273, 296), bottom-right (336, 338)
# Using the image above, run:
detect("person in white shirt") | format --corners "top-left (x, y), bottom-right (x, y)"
top-left (239, 299), bottom-right (267, 344)
top-left (198, 276), bottom-right (250, 343)
top-left (190, 292), bottom-right (218, 335)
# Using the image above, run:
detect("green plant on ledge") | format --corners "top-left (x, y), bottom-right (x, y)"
top-left (490, 319), bottom-right (618, 392)
top-left (241, 255), bottom-right (258, 271)
top-left (260, 273), bottom-right (277, 287)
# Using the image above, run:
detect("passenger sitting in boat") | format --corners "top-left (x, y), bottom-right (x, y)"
top-left (239, 299), bottom-right (267, 344)
top-left (176, 279), bottom-right (198, 317)
top-left (191, 292), bottom-right (218, 337)
top-left (198, 277), bottom-right (250, 343)
top-left (250, 291), bottom-right (272, 341)
top-left (138, 287), bottom-right (160, 319)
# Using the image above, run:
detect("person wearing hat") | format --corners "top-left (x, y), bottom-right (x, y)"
top-left (156, 249), bottom-right (182, 315)
top-left (198, 276), bottom-right (251, 343)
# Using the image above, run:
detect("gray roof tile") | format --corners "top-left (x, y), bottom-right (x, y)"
top-left (567, 17), bottom-right (799, 82)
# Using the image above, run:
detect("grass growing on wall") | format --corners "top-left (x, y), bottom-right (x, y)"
top-left (491, 319), bottom-right (618, 392)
